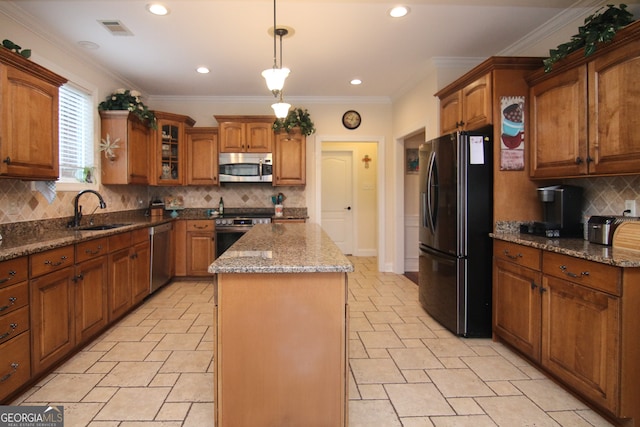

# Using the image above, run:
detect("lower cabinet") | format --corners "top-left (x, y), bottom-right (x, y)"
top-left (0, 256), bottom-right (30, 401)
top-left (186, 220), bottom-right (215, 276)
top-left (74, 238), bottom-right (109, 345)
top-left (493, 240), bottom-right (640, 424)
top-left (131, 230), bottom-right (151, 305)
top-left (30, 246), bottom-right (76, 376)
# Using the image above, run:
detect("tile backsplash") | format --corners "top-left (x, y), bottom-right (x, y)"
top-left (0, 180), bottom-right (305, 225)
top-left (566, 175), bottom-right (640, 218)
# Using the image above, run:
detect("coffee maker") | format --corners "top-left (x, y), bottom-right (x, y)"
top-left (522, 185), bottom-right (584, 237)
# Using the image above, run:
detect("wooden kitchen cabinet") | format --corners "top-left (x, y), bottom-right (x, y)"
top-left (185, 220), bottom-right (215, 276)
top-left (74, 238), bottom-right (109, 345)
top-left (0, 256), bottom-right (30, 402)
top-left (493, 239), bottom-right (640, 424)
top-left (0, 49), bottom-right (67, 180)
top-left (151, 111), bottom-right (196, 186)
top-left (492, 240), bottom-right (542, 361)
top-left (100, 110), bottom-right (151, 185)
top-left (186, 127), bottom-right (219, 185)
top-left (215, 115), bottom-right (273, 153)
top-left (273, 128), bottom-right (306, 186)
top-left (108, 228), bottom-right (150, 320)
top-left (30, 246), bottom-right (76, 375)
top-left (438, 74), bottom-right (492, 134)
top-left (526, 20), bottom-right (640, 179)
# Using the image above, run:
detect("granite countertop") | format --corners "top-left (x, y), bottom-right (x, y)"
top-left (209, 223), bottom-right (354, 274)
top-left (0, 215), bottom-right (172, 262)
top-left (491, 232), bottom-right (640, 268)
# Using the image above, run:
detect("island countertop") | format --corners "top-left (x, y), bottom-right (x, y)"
top-left (208, 223), bottom-right (354, 274)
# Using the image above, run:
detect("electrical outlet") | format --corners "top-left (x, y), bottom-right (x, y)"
top-left (624, 200), bottom-right (637, 217)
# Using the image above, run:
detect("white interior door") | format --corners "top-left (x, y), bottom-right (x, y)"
top-left (321, 151), bottom-right (354, 255)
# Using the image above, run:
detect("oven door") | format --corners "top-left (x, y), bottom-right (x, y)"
top-left (216, 227), bottom-right (249, 256)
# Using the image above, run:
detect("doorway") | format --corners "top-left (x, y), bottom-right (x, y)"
top-left (321, 151), bottom-right (354, 254)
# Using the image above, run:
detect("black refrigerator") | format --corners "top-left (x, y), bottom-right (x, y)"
top-left (418, 130), bottom-right (493, 337)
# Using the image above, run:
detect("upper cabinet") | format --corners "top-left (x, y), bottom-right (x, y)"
top-left (0, 49), bottom-right (67, 180)
top-left (100, 111), bottom-right (151, 185)
top-left (151, 111), bottom-right (196, 186)
top-left (274, 129), bottom-right (306, 186)
top-left (526, 20), bottom-right (640, 179)
top-left (435, 57), bottom-right (542, 136)
top-left (186, 127), bottom-right (219, 186)
top-left (215, 115), bottom-right (273, 153)
top-left (438, 74), bottom-right (492, 134)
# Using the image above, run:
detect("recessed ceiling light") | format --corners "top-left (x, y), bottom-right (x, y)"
top-left (78, 40), bottom-right (99, 49)
top-left (389, 6), bottom-right (410, 18)
top-left (196, 67), bottom-right (210, 74)
top-left (147, 3), bottom-right (169, 16)
top-left (350, 79), bottom-right (362, 85)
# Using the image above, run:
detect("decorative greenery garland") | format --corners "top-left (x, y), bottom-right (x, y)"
top-left (1, 39), bottom-right (31, 58)
top-left (543, 4), bottom-right (635, 72)
top-left (273, 108), bottom-right (316, 136)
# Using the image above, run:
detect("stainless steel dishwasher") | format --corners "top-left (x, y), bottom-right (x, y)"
top-left (150, 222), bottom-right (173, 293)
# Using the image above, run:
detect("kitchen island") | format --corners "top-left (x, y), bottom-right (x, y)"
top-left (208, 223), bottom-right (353, 427)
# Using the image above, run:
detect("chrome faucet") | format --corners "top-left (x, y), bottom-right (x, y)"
top-left (68, 190), bottom-right (107, 228)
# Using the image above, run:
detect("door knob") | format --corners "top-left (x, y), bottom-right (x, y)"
top-left (345, 206), bottom-right (351, 210)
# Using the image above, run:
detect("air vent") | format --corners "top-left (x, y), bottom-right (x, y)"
top-left (98, 20), bottom-right (134, 36)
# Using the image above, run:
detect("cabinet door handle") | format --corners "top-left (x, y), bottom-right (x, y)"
top-left (503, 249), bottom-right (522, 260)
top-left (0, 323), bottom-right (17, 340)
top-left (575, 156), bottom-right (583, 164)
top-left (0, 270), bottom-right (17, 285)
top-left (530, 281), bottom-right (538, 290)
top-left (540, 286), bottom-right (547, 294)
top-left (0, 363), bottom-right (19, 383)
top-left (2, 157), bottom-right (10, 164)
top-left (0, 297), bottom-right (17, 312)
top-left (85, 245), bottom-right (103, 255)
top-left (73, 273), bottom-right (84, 283)
top-left (44, 256), bottom-right (67, 267)
top-left (194, 225), bottom-right (209, 229)
top-left (559, 265), bottom-right (589, 278)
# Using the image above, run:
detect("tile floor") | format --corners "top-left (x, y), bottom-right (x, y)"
top-left (11, 256), bottom-right (616, 426)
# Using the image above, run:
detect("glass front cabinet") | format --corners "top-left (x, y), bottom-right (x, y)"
top-left (152, 111), bottom-right (196, 186)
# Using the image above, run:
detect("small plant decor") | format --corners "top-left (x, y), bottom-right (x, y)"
top-left (98, 89), bottom-right (157, 129)
top-left (1, 39), bottom-right (31, 58)
top-left (543, 4), bottom-right (635, 72)
top-left (272, 108), bottom-right (316, 136)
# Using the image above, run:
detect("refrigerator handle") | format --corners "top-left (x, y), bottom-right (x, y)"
top-left (426, 151), bottom-right (437, 233)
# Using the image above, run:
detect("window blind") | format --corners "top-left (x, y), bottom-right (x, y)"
top-left (59, 83), bottom-right (93, 182)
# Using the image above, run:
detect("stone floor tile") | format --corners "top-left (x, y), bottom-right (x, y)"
top-left (350, 358), bottom-right (405, 384)
top-left (366, 348), bottom-right (391, 358)
top-left (149, 319), bottom-right (195, 334)
top-left (149, 373), bottom-right (180, 387)
top-left (385, 383), bottom-right (455, 417)
top-left (430, 415), bottom-right (498, 426)
top-left (402, 369), bottom-right (431, 383)
top-left (349, 339), bottom-right (368, 358)
top-left (365, 310), bottom-right (404, 324)
top-left (390, 348), bottom-right (443, 370)
top-left (55, 402), bottom-right (104, 426)
top-left (156, 402), bottom-right (191, 421)
top-left (348, 400), bottom-right (402, 427)
top-left (100, 342), bottom-right (157, 362)
top-left (166, 373), bottom-right (214, 402)
top-left (99, 326), bottom-right (153, 342)
top-left (549, 410), bottom-right (602, 427)
top-left (357, 383), bottom-right (387, 399)
top-left (159, 350), bottom-right (212, 373)
top-left (155, 333), bottom-right (203, 351)
top-left (485, 380), bottom-right (523, 396)
top-left (82, 387), bottom-right (118, 403)
top-left (427, 368), bottom-right (494, 397)
top-left (422, 338), bottom-right (477, 358)
top-left (399, 417), bottom-right (435, 427)
top-left (446, 397), bottom-right (485, 415)
top-left (183, 402), bottom-right (215, 427)
top-left (359, 331), bottom-right (404, 349)
top-left (350, 316), bottom-right (374, 332)
top-left (461, 355), bottom-right (529, 381)
top-left (25, 373), bottom-right (104, 402)
top-left (512, 379), bottom-right (589, 411)
top-left (54, 351), bottom-right (104, 374)
top-left (475, 395), bottom-right (561, 427)
top-left (392, 322), bottom-right (437, 339)
top-left (98, 361), bottom-right (162, 387)
top-left (94, 387), bottom-right (170, 421)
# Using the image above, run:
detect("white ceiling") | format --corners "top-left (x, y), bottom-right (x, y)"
top-left (2, 0), bottom-right (639, 99)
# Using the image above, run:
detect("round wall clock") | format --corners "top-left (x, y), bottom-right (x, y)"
top-left (342, 110), bottom-right (361, 129)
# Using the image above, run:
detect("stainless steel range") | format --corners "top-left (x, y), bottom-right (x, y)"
top-left (215, 214), bottom-right (271, 256)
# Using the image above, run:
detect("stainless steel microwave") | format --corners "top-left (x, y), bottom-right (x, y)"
top-left (219, 153), bottom-right (273, 182)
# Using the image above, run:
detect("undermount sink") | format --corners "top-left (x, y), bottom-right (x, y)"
top-left (78, 223), bottom-right (131, 231)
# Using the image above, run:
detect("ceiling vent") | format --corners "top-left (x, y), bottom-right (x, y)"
top-left (98, 20), bottom-right (134, 36)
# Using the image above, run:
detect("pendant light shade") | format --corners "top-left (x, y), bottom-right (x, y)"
top-left (262, 67), bottom-right (290, 96)
top-left (272, 98), bottom-right (291, 118)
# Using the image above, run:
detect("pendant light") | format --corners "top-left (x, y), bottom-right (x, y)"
top-left (272, 92), bottom-right (291, 118)
top-left (262, 0), bottom-right (289, 96)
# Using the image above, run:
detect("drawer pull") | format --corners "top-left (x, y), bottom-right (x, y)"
top-left (0, 323), bottom-right (17, 340)
top-left (0, 363), bottom-right (19, 383)
top-left (503, 249), bottom-right (522, 260)
top-left (73, 273), bottom-right (84, 283)
top-left (44, 256), bottom-right (68, 267)
top-left (85, 245), bottom-right (103, 255)
top-left (0, 297), bottom-right (17, 312)
top-left (559, 265), bottom-right (589, 279)
top-left (530, 281), bottom-right (538, 290)
top-left (0, 270), bottom-right (17, 284)
top-left (194, 224), bottom-right (209, 229)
